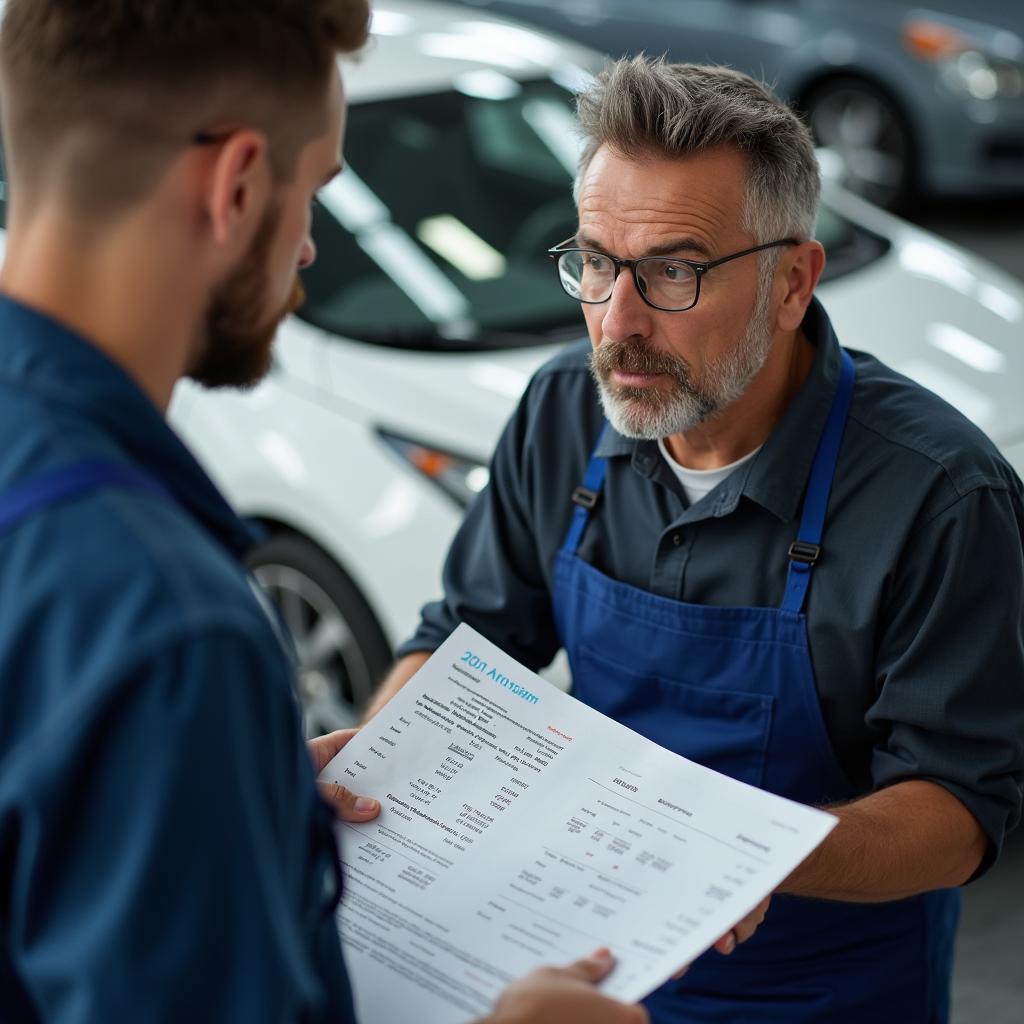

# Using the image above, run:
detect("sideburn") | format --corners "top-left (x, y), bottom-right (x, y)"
top-left (189, 197), bottom-right (291, 391)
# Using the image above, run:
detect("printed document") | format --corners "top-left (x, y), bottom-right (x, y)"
top-left (321, 623), bottom-right (836, 1022)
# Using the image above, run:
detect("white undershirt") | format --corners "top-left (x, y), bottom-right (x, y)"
top-left (657, 437), bottom-right (762, 507)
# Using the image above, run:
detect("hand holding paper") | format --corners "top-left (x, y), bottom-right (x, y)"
top-left (308, 729), bottom-right (380, 822)
top-left (321, 624), bottom-right (836, 1023)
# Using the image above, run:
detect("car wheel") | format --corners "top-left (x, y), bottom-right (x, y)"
top-left (803, 77), bottom-right (915, 211)
top-left (248, 532), bottom-right (393, 737)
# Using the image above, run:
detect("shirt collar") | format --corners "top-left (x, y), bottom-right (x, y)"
top-left (596, 296), bottom-right (843, 524)
top-left (0, 293), bottom-right (260, 557)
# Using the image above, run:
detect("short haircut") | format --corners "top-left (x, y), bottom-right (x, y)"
top-left (0, 0), bottom-right (371, 219)
top-left (574, 57), bottom-right (820, 248)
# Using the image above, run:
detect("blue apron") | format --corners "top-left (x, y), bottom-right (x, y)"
top-left (0, 458), bottom-right (295, 660)
top-left (553, 351), bottom-right (959, 1023)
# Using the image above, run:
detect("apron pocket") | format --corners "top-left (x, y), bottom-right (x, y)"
top-left (575, 644), bottom-right (775, 789)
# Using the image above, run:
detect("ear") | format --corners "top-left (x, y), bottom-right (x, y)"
top-left (204, 130), bottom-right (271, 249)
top-left (776, 240), bottom-right (826, 333)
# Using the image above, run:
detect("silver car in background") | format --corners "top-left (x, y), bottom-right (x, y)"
top-left (446, 0), bottom-right (1024, 210)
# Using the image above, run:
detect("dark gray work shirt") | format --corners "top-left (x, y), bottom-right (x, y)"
top-left (400, 297), bottom-right (1024, 870)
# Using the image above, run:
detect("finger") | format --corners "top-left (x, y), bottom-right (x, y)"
top-left (317, 781), bottom-right (380, 821)
top-left (733, 897), bottom-right (771, 944)
top-left (733, 913), bottom-right (765, 942)
top-left (713, 930), bottom-right (737, 955)
top-left (560, 948), bottom-right (615, 984)
top-left (671, 965), bottom-right (689, 980)
top-left (308, 729), bottom-right (360, 774)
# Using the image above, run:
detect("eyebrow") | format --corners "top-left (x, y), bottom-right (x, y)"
top-left (575, 232), bottom-right (714, 261)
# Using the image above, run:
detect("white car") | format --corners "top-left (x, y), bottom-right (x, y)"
top-left (161, 0), bottom-right (1024, 735)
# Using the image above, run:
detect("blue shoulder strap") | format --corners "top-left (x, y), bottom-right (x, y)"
top-left (0, 458), bottom-right (172, 537)
top-left (562, 423), bottom-right (610, 554)
top-left (781, 349), bottom-right (856, 614)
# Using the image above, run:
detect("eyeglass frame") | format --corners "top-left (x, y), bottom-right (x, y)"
top-left (546, 237), bottom-right (799, 312)
top-left (192, 129), bottom-right (235, 146)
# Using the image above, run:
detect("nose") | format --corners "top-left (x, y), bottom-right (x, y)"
top-left (599, 265), bottom-right (654, 344)
top-left (298, 234), bottom-right (317, 270)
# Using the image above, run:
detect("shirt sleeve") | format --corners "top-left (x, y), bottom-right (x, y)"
top-left (397, 376), bottom-right (563, 670)
top-left (6, 621), bottom-right (356, 1024)
top-left (867, 483), bottom-right (1024, 875)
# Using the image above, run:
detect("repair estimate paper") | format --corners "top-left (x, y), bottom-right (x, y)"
top-left (321, 623), bottom-right (836, 1023)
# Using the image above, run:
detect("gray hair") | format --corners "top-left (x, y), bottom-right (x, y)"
top-left (574, 57), bottom-right (820, 259)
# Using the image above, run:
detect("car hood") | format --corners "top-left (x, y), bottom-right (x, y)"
top-left (317, 329), bottom-right (569, 462)
top-left (818, 188), bottom-right (1024, 450)
top-left (898, 1), bottom-right (1024, 36)
top-left (833, 0), bottom-right (1024, 41)
top-left (346, 0), bottom-right (600, 104)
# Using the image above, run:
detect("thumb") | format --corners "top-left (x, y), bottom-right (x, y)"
top-left (561, 948), bottom-right (615, 984)
top-left (308, 728), bottom-right (359, 775)
top-left (317, 781), bottom-right (380, 822)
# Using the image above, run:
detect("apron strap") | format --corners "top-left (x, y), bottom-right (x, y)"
top-left (562, 423), bottom-right (609, 555)
top-left (781, 349), bottom-right (856, 615)
top-left (0, 458), bottom-right (172, 537)
top-left (0, 457), bottom-right (300, 669)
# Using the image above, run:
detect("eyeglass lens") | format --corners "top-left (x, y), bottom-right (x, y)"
top-left (557, 251), bottom-right (698, 309)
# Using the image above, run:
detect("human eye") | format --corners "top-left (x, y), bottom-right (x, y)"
top-left (659, 260), bottom-right (688, 281)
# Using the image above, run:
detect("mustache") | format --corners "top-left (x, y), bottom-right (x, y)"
top-left (591, 339), bottom-right (691, 381)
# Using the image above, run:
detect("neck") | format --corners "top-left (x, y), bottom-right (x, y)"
top-left (663, 327), bottom-right (815, 469)
top-left (0, 205), bottom-right (203, 413)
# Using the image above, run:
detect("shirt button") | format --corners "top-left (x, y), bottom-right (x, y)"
top-left (672, 532), bottom-right (683, 547)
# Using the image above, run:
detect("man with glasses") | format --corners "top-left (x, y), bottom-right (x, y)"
top-left (368, 58), bottom-right (1024, 1023)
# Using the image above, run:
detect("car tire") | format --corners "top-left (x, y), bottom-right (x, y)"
top-left (247, 531), bottom-right (393, 737)
top-left (802, 76), bottom-right (916, 212)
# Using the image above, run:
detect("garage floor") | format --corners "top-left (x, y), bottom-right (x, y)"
top-left (952, 830), bottom-right (1024, 1022)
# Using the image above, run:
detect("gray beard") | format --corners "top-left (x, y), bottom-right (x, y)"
top-left (590, 279), bottom-right (775, 440)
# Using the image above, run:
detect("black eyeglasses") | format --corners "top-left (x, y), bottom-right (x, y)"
top-left (547, 237), bottom-right (798, 312)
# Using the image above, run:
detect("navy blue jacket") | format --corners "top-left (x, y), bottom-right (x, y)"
top-left (0, 295), bottom-right (356, 1022)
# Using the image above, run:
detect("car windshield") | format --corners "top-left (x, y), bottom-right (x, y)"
top-left (300, 77), bottom-right (583, 350)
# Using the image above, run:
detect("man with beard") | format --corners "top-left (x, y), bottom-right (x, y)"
top-left (0, 3), bottom-right (648, 1023)
top-left (366, 59), bottom-right (1024, 1023)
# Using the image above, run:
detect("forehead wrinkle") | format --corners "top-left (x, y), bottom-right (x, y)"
top-left (578, 191), bottom-right (736, 257)
top-left (580, 208), bottom-right (731, 260)
top-left (577, 144), bottom-right (750, 257)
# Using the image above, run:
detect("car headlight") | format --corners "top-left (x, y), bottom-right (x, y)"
top-left (378, 430), bottom-right (490, 510)
top-left (904, 20), bottom-right (1024, 101)
top-left (942, 49), bottom-right (1024, 101)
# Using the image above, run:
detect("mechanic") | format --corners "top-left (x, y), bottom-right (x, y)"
top-left (0, 2), bottom-right (647, 1022)
top-left (367, 58), bottom-right (1024, 1024)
